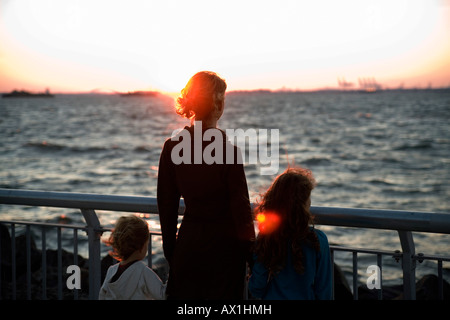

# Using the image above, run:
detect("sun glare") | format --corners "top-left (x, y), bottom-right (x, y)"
top-left (256, 212), bottom-right (281, 235)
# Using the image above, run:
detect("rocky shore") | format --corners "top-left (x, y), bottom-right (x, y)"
top-left (1, 223), bottom-right (449, 300)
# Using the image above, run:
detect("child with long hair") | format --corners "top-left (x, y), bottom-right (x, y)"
top-left (248, 167), bottom-right (332, 300)
top-left (99, 215), bottom-right (166, 300)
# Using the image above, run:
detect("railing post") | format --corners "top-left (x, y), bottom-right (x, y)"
top-left (398, 231), bottom-right (416, 300)
top-left (147, 235), bottom-right (152, 268)
top-left (81, 209), bottom-right (102, 300)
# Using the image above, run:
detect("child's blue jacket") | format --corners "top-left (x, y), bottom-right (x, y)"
top-left (249, 228), bottom-right (332, 300)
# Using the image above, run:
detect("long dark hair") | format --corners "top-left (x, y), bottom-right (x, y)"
top-left (254, 167), bottom-right (320, 275)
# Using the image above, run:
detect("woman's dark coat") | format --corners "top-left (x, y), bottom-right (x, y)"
top-left (157, 125), bottom-right (255, 299)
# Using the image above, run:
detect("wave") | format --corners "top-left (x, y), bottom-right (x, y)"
top-left (380, 157), bottom-right (402, 164)
top-left (393, 141), bottom-right (434, 151)
top-left (24, 141), bottom-right (122, 153)
top-left (366, 178), bottom-right (395, 186)
top-left (133, 145), bottom-right (160, 153)
top-left (24, 141), bottom-right (66, 151)
top-left (381, 186), bottom-right (434, 195)
top-left (0, 183), bottom-right (25, 189)
top-left (301, 157), bottom-right (331, 166)
top-left (25, 141), bottom-right (162, 155)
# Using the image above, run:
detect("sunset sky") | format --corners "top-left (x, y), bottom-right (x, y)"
top-left (1, 0), bottom-right (449, 94)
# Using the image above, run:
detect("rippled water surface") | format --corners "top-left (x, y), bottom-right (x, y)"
top-left (1, 90), bottom-right (449, 285)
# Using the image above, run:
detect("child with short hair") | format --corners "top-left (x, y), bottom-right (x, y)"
top-left (248, 167), bottom-right (332, 300)
top-left (99, 215), bottom-right (166, 300)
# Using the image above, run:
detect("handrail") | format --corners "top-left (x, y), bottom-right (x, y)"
top-left (311, 206), bottom-right (450, 234)
top-left (1, 188), bottom-right (449, 234)
top-left (0, 188), bottom-right (183, 215)
top-left (1, 188), bottom-right (450, 300)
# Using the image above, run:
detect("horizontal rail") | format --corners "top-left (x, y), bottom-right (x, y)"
top-left (311, 206), bottom-right (450, 234)
top-left (1, 188), bottom-right (449, 234)
top-left (1, 188), bottom-right (449, 300)
top-left (0, 188), bottom-right (162, 213)
top-left (0, 219), bottom-right (86, 230)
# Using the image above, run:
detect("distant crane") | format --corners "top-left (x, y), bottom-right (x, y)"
top-left (358, 77), bottom-right (382, 93)
top-left (337, 77), bottom-right (354, 90)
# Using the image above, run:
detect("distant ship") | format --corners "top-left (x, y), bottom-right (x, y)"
top-left (119, 90), bottom-right (160, 97)
top-left (2, 89), bottom-right (54, 98)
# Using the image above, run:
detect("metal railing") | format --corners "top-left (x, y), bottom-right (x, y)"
top-left (1, 188), bottom-right (449, 300)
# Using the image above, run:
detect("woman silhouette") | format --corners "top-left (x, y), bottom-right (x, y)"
top-left (157, 71), bottom-right (255, 299)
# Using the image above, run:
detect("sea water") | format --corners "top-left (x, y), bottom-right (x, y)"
top-left (1, 90), bottom-right (449, 286)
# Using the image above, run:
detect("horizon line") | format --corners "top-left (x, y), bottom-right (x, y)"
top-left (2, 85), bottom-right (450, 96)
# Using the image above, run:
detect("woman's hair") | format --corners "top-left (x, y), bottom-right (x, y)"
top-left (254, 167), bottom-right (320, 275)
top-left (175, 71), bottom-right (227, 120)
top-left (106, 215), bottom-right (149, 261)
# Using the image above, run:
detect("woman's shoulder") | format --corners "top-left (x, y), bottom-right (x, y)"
top-left (163, 126), bottom-right (191, 144)
top-left (160, 127), bottom-right (191, 158)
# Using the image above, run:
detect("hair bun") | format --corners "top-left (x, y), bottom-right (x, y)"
top-left (175, 71), bottom-right (227, 120)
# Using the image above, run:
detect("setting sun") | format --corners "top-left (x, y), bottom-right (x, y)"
top-left (1, 0), bottom-right (449, 93)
